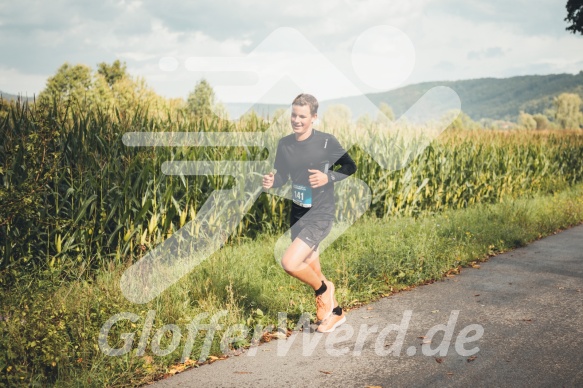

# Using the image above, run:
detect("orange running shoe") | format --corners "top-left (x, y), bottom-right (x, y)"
top-left (317, 310), bottom-right (346, 333)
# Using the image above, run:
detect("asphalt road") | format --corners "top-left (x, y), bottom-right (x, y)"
top-left (149, 224), bottom-right (583, 388)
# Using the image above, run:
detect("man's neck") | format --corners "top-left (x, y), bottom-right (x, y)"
top-left (295, 127), bottom-right (314, 142)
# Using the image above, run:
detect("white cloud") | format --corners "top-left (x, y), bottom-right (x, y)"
top-left (401, 6), bottom-right (582, 84)
top-left (467, 47), bottom-right (506, 60)
top-left (0, 67), bottom-right (47, 97)
top-left (0, 0), bottom-right (581, 100)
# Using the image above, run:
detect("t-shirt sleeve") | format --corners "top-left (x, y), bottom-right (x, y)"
top-left (327, 135), bottom-right (356, 182)
top-left (272, 140), bottom-right (289, 188)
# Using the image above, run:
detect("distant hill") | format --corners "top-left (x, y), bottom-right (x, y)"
top-left (0, 90), bottom-right (33, 102)
top-left (226, 72), bottom-right (583, 121)
top-left (5, 71), bottom-right (583, 121)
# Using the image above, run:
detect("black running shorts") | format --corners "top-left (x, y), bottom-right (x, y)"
top-left (290, 217), bottom-right (333, 251)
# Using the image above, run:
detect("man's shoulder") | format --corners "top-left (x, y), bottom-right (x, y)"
top-left (313, 129), bottom-right (339, 141)
top-left (278, 133), bottom-right (296, 145)
top-left (313, 128), bottom-right (330, 137)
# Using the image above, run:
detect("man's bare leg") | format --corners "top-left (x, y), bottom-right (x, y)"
top-left (305, 248), bottom-right (339, 308)
top-left (281, 239), bottom-right (337, 322)
top-left (281, 238), bottom-right (322, 290)
top-left (305, 248), bottom-right (327, 282)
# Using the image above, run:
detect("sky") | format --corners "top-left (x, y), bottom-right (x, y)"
top-left (0, 0), bottom-right (582, 104)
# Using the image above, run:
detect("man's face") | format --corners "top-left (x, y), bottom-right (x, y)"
top-left (290, 104), bottom-right (316, 138)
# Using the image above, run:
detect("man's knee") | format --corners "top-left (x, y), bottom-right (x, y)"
top-left (280, 255), bottom-right (298, 272)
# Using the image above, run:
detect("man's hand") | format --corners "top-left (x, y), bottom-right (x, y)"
top-left (308, 169), bottom-right (329, 188)
top-left (262, 172), bottom-right (275, 189)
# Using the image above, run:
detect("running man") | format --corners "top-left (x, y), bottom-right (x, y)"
top-left (262, 93), bottom-right (356, 333)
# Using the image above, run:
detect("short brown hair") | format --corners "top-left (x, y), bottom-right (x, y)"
top-left (292, 93), bottom-right (318, 115)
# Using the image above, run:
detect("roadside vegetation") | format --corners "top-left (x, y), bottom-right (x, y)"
top-left (1, 62), bottom-right (583, 386)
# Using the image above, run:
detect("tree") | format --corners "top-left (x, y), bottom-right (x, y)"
top-left (376, 102), bottom-right (395, 126)
top-left (532, 114), bottom-right (551, 130)
top-left (565, 0), bottom-right (583, 35)
top-left (38, 61), bottom-right (182, 119)
top-left (39, 63), bottom-right (93, 105)
top-left (187, 79), bottom-right (215, 118)
top-left (554, 93), bottom-right (583, 129)
top-left (97, 60), bottom-right (128, 87)
top-left (213, 102), bottom-right (230, 120)
top-left (356, 113), bottom-right (373, 128)
top-left (448, 111), bottom-right (481, 130)
top-left (321, 104), bottom-right (352, 130)
top-left (518, 111), bottom-right (537, 130)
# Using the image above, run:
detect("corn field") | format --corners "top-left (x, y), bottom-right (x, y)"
top-left (1, 101), bottom-right (583, 284)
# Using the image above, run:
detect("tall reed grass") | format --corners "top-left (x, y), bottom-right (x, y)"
top-left (1, 101), bottom-right (582, 284)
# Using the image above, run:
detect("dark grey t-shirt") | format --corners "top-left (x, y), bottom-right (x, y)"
top-left (271, 129), bottom-right (356, 221)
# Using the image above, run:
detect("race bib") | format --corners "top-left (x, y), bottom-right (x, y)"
top-left (292, 183), bottom-right (312, 208)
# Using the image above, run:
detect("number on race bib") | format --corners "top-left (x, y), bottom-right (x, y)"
top-left (292, 183), bottom-right (312, 208)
